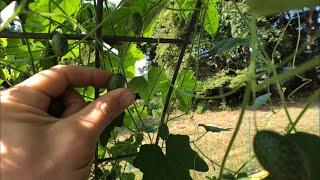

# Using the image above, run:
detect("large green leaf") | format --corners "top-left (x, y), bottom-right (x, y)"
top-left (166, 134), bottom-right (209, 173)
top-left (128, 76), bottom-right (148, 101)
top-left (286, 132), bottom-right (320, 180)
top-left (203, 0), bottom-right (219, 37)
top-left (103, 0), bottom-right (168, 36)
top-left (211, 38), bottom-right (250, 55)
top-left (176, 69), bottom-right (196, 112)
top-left (133, 135), bottom-right (208, 179)
top-left (176, 0), bottom-right (196, 19)
top-left (124, 44), bottom-right (144, 79)
top-left (26, 0), bottom-right (80, 32)
top-left (147, 67), bottom-right (170, 102)
top-left (248, 0), bottom-right (319, 16)
top-left (133, 144), bottom-right (173, 180)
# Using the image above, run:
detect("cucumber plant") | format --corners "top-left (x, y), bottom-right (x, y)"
top-left (0, 0), bottom-right (319, 180)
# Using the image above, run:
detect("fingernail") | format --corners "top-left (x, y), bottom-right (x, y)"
top-left (119, 91), bottom-right (135, 108)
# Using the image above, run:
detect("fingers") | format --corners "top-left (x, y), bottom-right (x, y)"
top-left (17, 65), bottom-right (112, 98)
top-left (60, 89), bottom-right (87, 117)
top-left (62, 88), bottom-right (135, 140)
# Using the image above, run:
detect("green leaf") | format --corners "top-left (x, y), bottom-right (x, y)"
top-left (176, 69), bottom-right (196, 112)
top-left (147, 67), bottom-right (170, 102)
top-left (286, 132), bottom-right (320, 180)
top-left (109, 135), bottom-right (138, 164)
top-left (251, 93), bottom-right (272, 109)
top-left (166, 134), bottom-right (209, 172)
top-left (199, 124), bottom-right (232, 133)
top-left (203, 0), bottom-right (219, 37)
top-left (128, 76), bottom-right (148, 101)
top-left (133, 144), bottom-right (173, 180)
top-left (26, 0), bottom-right (80, 32)
top-left (99, 112), bottom-right (125, 146)
top-left (159, 124), bottom-right (169, 140)
top-left (248, 0), bottom-right (319, 16)
top-left (120, 173), bottom-right (135, 180)
top-left (124, 104), bottom-right (149, 131)
top-left (177, 0), bottom-right (196, 19)
top-left (211, 38), bottom-right (250, 55)
top-left (124, 44), bottom-right (145, 79)
top-left (132, 12), bottom-right (143, 35)
top-left (103, 0), bottom-right (168, 36)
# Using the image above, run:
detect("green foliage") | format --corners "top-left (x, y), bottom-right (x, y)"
top-left (147, 67), bottom-right (170, 102)
top-left (26, 0), bottom-right (81, 32)
top-left (203, 0), bottom-right (219, 37)
top-left (202, 69), bottom-right (247, 90)
top-left (1, 0), bottom-right (320, 179)
top-left (248, 0), bottom-right (319, 16)
top-left (99, 112), bottom-right (125, 146)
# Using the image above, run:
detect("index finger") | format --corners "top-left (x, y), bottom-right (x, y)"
top-left (18, 65), bottom-right (112, 98)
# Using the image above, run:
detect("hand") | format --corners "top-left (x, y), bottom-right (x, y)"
top-left (0, 65), bottom-right (135, 180)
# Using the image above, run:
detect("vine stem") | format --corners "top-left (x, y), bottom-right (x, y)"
top-left (218, 17), bottom-right (258, 179)
top-left (155, 0), bottom-right (202, 145)
top-left (21, 25), bottom-right (36, 74)
top-left (94, 0), bottom-right (103, 179)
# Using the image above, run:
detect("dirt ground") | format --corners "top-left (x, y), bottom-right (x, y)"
top-left (166, 102), bottom-right (319, 179)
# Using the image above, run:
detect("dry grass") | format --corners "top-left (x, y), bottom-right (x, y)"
top-left (166, 102), bottom-right (319, 179)
top-left (116, 100), bottom-right (319, 179)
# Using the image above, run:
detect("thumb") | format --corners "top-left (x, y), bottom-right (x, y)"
top-left (65, 88), bottom-right (135, 139)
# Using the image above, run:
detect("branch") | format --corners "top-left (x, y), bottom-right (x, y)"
top-left (0, 32), bottom-right (184, 44)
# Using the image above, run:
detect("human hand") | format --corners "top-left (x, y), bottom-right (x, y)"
top-left (0, 65), bottom-right (135, 180)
